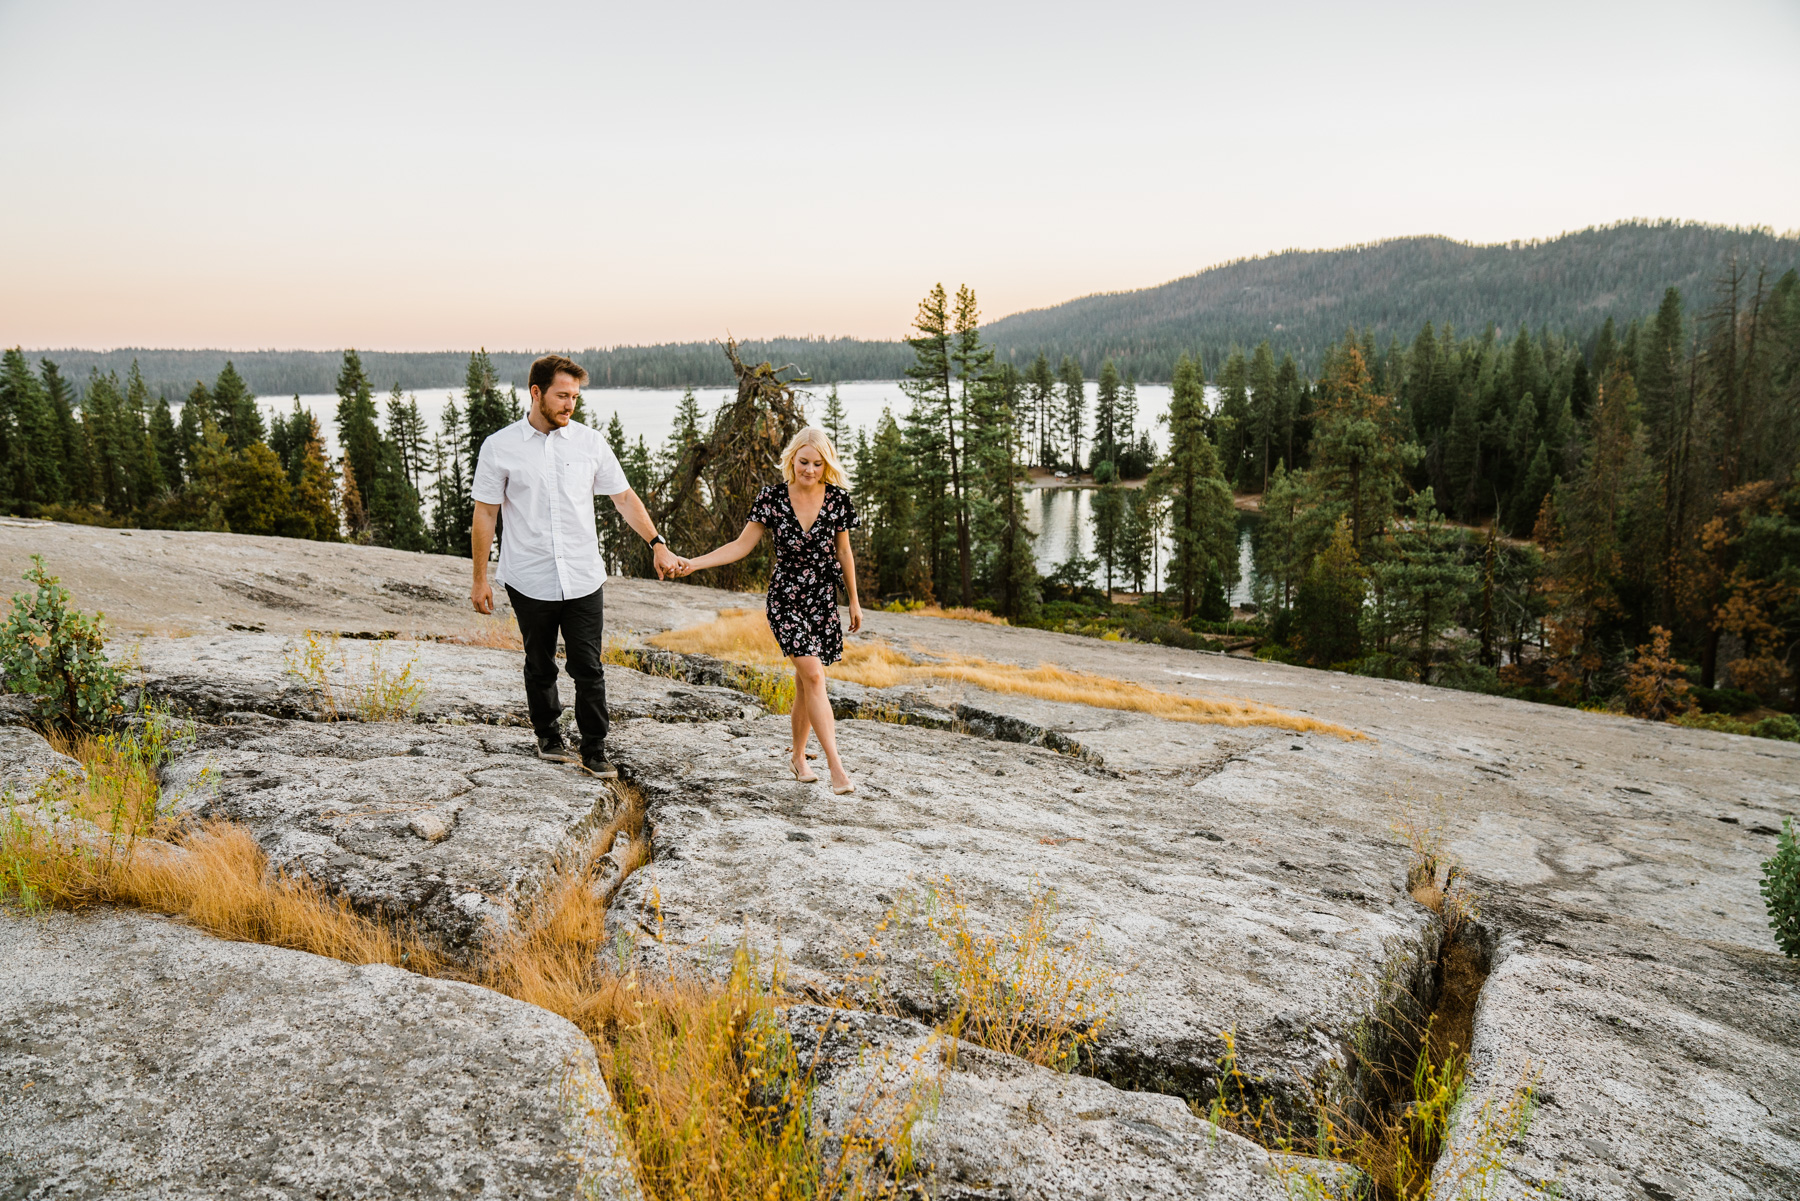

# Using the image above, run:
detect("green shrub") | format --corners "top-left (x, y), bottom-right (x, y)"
top-left (1763, 818), bottom-right (1800, 959)
top-left (1750, 714), bottom-right (1800, 743)
top-left (1, 556), bottom-right (123, 728)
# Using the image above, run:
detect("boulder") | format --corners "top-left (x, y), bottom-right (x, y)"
top-left (0, 906), bottom-right (638, 1200)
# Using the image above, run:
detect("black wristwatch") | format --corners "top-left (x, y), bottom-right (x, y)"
top-left (647, 535), bottom-right (667, 550)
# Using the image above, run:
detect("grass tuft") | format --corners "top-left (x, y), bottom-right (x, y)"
top-left (284, 630), bottom-right (426, 721)
top-left (651, 610), bottom-right (1361, 739)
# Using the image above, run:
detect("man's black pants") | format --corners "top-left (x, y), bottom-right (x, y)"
top-left (506, 584), bottom-right (608, 755)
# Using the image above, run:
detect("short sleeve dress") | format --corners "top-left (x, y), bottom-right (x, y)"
top-left (748, 482), bottom-right (861, 665)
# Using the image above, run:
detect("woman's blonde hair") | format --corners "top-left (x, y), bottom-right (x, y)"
top-left (779, 426), bottom-right (849, 488)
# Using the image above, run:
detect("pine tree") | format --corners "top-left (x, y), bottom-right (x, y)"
top-left (1119, 490), bottom-right (1155, 592)
top-left (1024, 353), bottom-right (1057, 466)
top-left (1510, 440), bottom-right (1553, 536)
top-left (385, 386), bottom-right (429, 493)
top-left (463, 349), bottom-right (511, 486)
top-left (0, 348), bottom-right (63, 508)
top-left (1369, 489), bottom-right (1476, 683)
top-left (81, 371), bottom-right (128, 513)
top-left (968, 361), bottom-right (1038, 619)
top-left (1215, 348), bottom-right (1251, 489)
top-left (821, 384), bottom-right (849, 450)
top-left (123, 362), bottom-right (161, 508)
top-left (1311, 341), bottom-right (1422, 553)
top-left (854, 410), bottom-right (916, 599)
top-left (213, 361), bottom-right (264, 451)
top-left (1247, 341), bottom-right (1279, 491)
top-left (430, 400), bottom-right (471, 556)
top-left (283, 412), bottom-right (339, 541)
top-left (1093, 359), bottom-right (1122, 470)
top-left (41, 359), bottom-right (85, 505)
top-left (178, 380), bottom-right (212, 478)
top-left (1152, 354), bottom-right (1237, 618)
top-left (334, 351), bottom-right (382, 514)
top-left (1092, 476), bottom-right (1125, 597)
top-left (1293, 517), bottom-right (1366, 667)
top-left (149, 397), bottom-right (181, 494)
top-left (1275, 353), bottom-right (1303, 471)
top-left (1058, 355), bottom-right (1085, 470)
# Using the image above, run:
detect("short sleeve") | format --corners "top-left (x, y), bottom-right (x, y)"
top-left (470, 435), bottom-right (506, 505)
top-left (747, 484), bottom-right (781, 528)
top-left (836, 488), bottom-right (861, 533)
top-left (592, 437), bottom-right (630, 496)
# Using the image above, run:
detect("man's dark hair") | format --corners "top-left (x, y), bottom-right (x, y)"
top-left (529, 354), bottom-right (588, 394)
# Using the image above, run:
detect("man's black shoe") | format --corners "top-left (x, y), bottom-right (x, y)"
top-left (579, 753), bottom-right (619, 780)
top-left (536, 733), bottom-right (579, 764)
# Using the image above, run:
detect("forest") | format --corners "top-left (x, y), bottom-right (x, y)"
top-left (2, 251), bottom-right (1797, 739)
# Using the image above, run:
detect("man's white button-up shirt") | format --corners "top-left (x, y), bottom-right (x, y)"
top-left (471, 418), bottom-right (630, 602)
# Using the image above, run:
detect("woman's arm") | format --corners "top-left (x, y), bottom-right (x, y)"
top-left (835, 530), bottom-right (863, 633)
top-left (677, 521), bottom-right (764, 574)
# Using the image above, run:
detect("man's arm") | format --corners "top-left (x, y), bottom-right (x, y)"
top-left (471, 501), bottom-right (499, 613)
top-left (608, 488), bottom-right (680, 579)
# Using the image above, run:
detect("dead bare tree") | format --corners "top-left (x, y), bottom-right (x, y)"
top-left (656, 337), bottom-right (809, 592)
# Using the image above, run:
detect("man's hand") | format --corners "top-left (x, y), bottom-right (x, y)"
top-left (652, 543), bottom-right (680, 580)
top-left (471, 578), bottom-right (494, 614)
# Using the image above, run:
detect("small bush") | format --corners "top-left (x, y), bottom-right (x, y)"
top-left (1763, 818), bottom-right (1800, 959)
top-left (1, 555), bottom-right (123, 728)
top-left (1751, 714), bottom-right (1800, 743)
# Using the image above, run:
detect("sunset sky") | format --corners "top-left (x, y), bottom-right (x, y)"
top-left (3, 0), bottom-right (1797, 351)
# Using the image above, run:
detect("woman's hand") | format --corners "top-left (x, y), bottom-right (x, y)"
top-left (847, 600), bottom-right (863, 633)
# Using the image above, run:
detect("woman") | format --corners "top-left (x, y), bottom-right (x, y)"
top-left (673, 427), bottom-right (863, 793)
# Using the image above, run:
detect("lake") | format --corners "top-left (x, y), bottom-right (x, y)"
top-left (237, 378), bottom-right (1267, 592)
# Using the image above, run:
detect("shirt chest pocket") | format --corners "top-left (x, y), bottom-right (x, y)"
top-left (555, 453), bottom-right (598, 490)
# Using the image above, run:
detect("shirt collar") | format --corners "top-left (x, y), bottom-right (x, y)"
top-left (520, 418), bottom-right (569, 441)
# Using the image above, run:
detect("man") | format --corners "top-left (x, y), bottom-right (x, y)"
top-left (470, 354), bottom-right (679, 778)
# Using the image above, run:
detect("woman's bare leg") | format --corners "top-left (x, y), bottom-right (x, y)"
top-left (793, 655), bottom-right (849, 788)
top-left (790, 667), bottom-right (814, 774)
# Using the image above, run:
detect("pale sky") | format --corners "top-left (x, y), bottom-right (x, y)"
top-left (3, 0), bottom-right (1797, 351)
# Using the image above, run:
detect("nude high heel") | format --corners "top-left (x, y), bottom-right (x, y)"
top-left (790, 760), bottom-right (820, 784)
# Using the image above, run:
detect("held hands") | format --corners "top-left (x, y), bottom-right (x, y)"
top-left (651, 543), bottom-right (682, 580)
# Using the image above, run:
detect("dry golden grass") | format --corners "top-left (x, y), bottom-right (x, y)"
top-left (910, 605), bottom-right (1010, 626)
top-left (651, 610), bottom-right (1361, 739)
top-left (3, 728), bottom-right (443, 970)
top-left (445, 617), bottom-right (525, 651)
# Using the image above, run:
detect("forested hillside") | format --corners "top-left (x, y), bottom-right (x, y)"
top-left (31, 221), bottom-right (1795, 397)
top-left (984, 220), bottom-right (1800, 378)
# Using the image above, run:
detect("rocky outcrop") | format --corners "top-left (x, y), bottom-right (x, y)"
top-left (780, 1004), bottom-right (1288, 1200)
top-left (133, 633), bottom-right (756, 726)
top-left (0, 726), bottom-right (82, 799)
top-left (0, 906), bottom-right (637, 1200)
top-left (158, 715), bottom-right (632, 948)
top-left (602, 712), bottom-right (1429, 1120)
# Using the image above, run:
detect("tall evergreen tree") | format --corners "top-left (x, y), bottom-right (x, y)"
top-left (1152, 354), bottom-right (1237, 618)
top-left (1311, 341), bottom-right (1421, 554)
top-left (463, 349), bottom-right (511, 486)
top-left (1024, 353), bottom-right (1057, 466)
top-left (212, 361), bottom-right (264, 450)
top-left (1092, 359), bottom-right (1122, 469)
top-left (149, 396), bottom-right (181, 494)
top-left (1215, 348), bottom-right (1251, 489)
top-left (178, 380), bottom-right (212, 478)
top-left (430, 400), bottom-right (471, 556)
top-left (1058, 355), bottom-right (1085, 470)
top-left (1247, 341), bottom-right (1279, 491)
top-left (1092, 476), bottom-right (1125, 596)
top-left (821, 384), bottom-right (849, 451)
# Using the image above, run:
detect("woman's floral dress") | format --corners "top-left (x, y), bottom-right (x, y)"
top-left (749, 482), bottom-right (860, 665)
